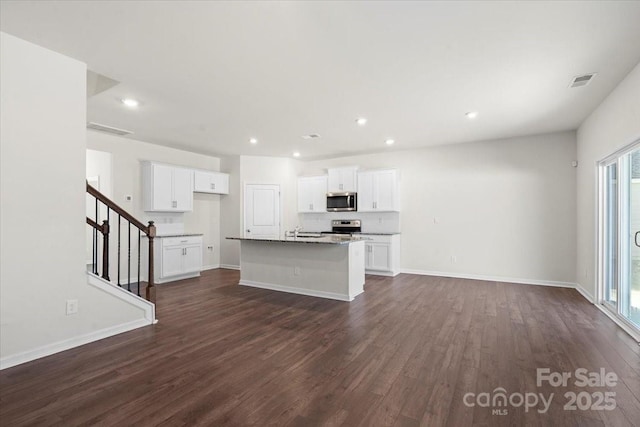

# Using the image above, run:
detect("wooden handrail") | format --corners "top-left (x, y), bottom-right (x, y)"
top-left (86, 181), bottom-right (157, 303)
top-left (86, 217), bottom-right (107, 234)
top-left (86, 182), bottom-right (149, 234)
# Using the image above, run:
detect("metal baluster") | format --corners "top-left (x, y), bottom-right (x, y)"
top-left (127, 221), bottom-right (131, 292)
top-left (137, 229), bottom-right (141, 296)
top-left (117, 215), bottom-right (121, 287)
top-left (95, 197), bottom-right (99, 275)
top-left (92, 221), bottom-right (97, 275)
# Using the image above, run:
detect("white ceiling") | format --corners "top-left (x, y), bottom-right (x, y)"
top-left (2, 1), bottom-right (640, 159)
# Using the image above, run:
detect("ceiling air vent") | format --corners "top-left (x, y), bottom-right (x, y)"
top-left (301, 134), bottom-right (321, 140)
top-left (569, 73), bottom-right (596, 88)
top-left (87, 122), bottom-right (133, 136)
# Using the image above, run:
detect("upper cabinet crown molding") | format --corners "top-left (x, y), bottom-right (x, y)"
top-left (327, 166), bottom-right (358, 193)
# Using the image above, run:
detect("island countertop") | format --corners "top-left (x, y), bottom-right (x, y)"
top-left (226, 236), bottom-right (367, 245)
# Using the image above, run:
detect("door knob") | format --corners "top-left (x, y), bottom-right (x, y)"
top-left (246, 229), bottom-right (251, 233)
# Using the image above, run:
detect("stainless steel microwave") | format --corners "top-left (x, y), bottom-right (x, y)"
top-left (327, 192), bottom-right (357, 212)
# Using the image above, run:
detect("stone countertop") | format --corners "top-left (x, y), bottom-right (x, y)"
top-left (226, 236), bottom-right (367, 245)
top-left (154, 233), bottom-right (204, 238)
top-left (353, 232), bottom-right (401, 235)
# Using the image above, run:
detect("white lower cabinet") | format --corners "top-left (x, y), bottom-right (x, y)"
top-left (360, 234), bottom-right (400, 277)
top-left (155, 235), bottom-right (203, 283)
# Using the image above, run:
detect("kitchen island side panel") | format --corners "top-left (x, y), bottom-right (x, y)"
top-left (238, 240), bottom-right (365, 301)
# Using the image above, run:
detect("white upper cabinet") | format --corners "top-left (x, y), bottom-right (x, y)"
top-left (194, 170), bottom-right (229, 194)
top-left (297, 176), bottom-right (328, 213)
top-left (357, 169), bottom-right (399, 212)
top-left (327, 166), bottom-right (358, 193)
top-left (142, 161), bottom-right (194, 212)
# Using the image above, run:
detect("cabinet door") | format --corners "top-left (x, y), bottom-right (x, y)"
top-left (374, 170), bottom-right (398, 211)
top-left (357, 171), bottom-right (375, 212)
top-left (161, 246), bottom-right (184, 277)
top-left (213, 173), bottom-right (229, 194)
top-left (297, 178), bottom-right (314, 212)
top-left (152, 164), bottom-right (174, 210)
top-left (172, 167), bottom-right (193, 211)
top-left (182, 245), bottom-right (202, 274)
top-left (340, 168), bottom-right (357, 192)
top-left (327, 170), bottom-right (341, 193)
top-left (368, 243), bottom-right (391, 271)
top-left (311, 176), bottom-right (327, 212)
top-left (193, 171), bottom-right (212, 193)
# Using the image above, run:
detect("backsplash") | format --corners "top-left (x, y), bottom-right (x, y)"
top-left (298, 212), bottom-right (400, 233)
top-left (145, 212), bottom-right (185, 236)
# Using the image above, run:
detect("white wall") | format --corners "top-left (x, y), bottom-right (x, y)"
top-left (299, 131), bottom-right (578, 285)
top-left (0, 32), bottom-right (146, 367)
top-left (86, 131), bottom-right (223, 270)
top-left (220, 155), bottom-right (241, 267)
top-left (576, 63), bottom-right (640, 300)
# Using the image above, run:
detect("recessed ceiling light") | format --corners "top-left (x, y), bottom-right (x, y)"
top-left (121, 98), bottom-right (139, 108)
top-left (249, 138), bottom-right (258, 144)
top-left (356, 117), bottom-right (367, 126)
top-left (293, 152), bottom-right (301, 158)
top-left (465, 111), bottom-right (479, 119)
top-left (385, 139), bottom-right (395, 146)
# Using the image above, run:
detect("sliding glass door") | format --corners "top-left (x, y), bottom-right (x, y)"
top-left (599, 141), bottom-right (640, 332)
top-left (627, 149), bottom-right (640, 326)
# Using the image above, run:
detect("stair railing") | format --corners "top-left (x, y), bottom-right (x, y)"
top-left (86, 182), bottom-right (157, 303)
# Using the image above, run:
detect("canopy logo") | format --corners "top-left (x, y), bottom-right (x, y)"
top-left (463, 368), bottom-right (618, 416)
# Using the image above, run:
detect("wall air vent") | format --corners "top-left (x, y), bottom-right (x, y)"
top-left (87, 122), bottom-right (133, 136)
top-left (569, 73), bottom-right (597, 88)
top-left (301, 134), bottom-right (321, 140)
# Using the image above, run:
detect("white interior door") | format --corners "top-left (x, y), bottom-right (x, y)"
top-left (244, 184), bottom-right (280, 239)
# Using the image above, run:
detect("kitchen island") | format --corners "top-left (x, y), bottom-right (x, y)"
top-left (226, 236), bottom-right (366, 301)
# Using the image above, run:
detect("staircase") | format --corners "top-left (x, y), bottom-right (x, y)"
top-left (86, 182), bottom-right (157, 303)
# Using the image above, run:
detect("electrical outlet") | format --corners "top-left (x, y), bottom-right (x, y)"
top-left (294, 266), bottom-right (301, 276)
top-left (66, 299), bottom-right (78, 315)
top-left (451, 255), bottom-right (457, 263)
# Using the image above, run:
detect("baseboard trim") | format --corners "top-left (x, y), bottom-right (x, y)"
top-left (366, 270), bottom-right (400, 277)
top-left (87, 273), bottom-right (155, 323)
top-left (593, 304), bottom-right (640, 343)
top-left (0, 318), bottom-right (151, 370)
top-left (399, 268), bottom-right (577, 289)
top-left (202, 264), bottom-right (221, 271)
top-left (239, 279), bottom-right (355, 302)
top-left (574, 284), bottom-right (596, 303)
top-left (220, 264), bottom-right (240, 270)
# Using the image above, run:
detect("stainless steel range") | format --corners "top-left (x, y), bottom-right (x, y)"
top-left (321, 219), bottom-right (361, 237)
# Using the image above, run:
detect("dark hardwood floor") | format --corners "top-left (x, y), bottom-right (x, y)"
top-left (1, 269), bottom-right (639, 426)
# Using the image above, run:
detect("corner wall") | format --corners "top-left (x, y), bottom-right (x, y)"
top-left (0, 32), bottom-right (147, 368)
top-left (576, 63), bottom-right (640, 300)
